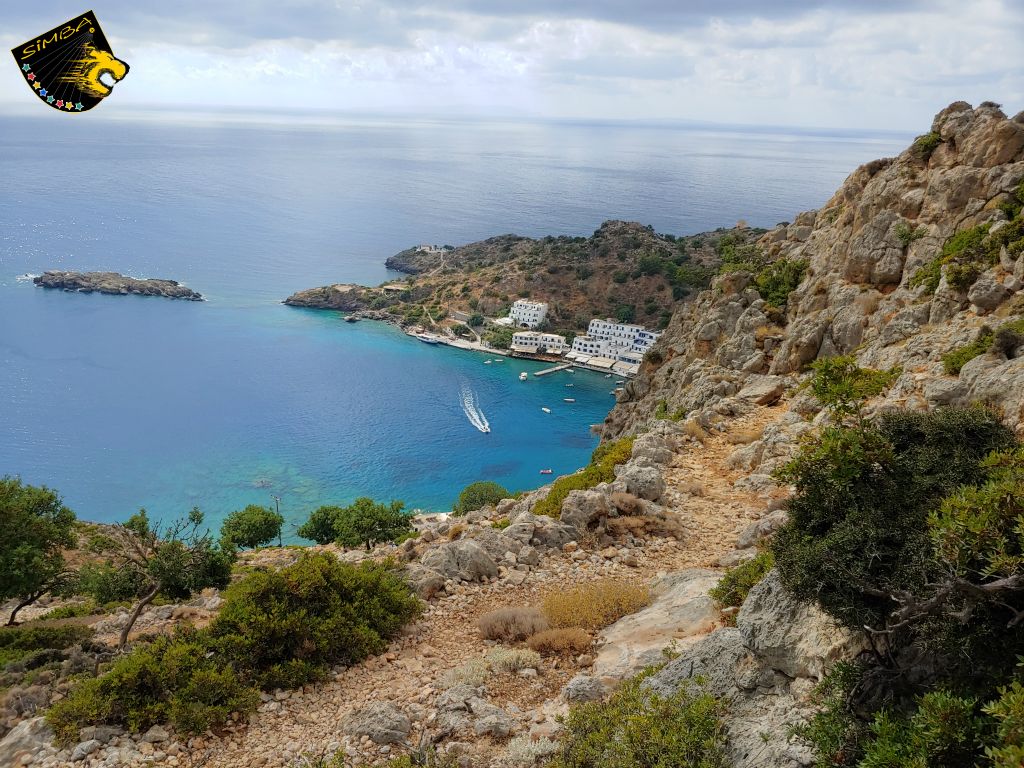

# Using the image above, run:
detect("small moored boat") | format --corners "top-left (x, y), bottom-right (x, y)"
top-left (519, 372), bottom-right (528, 381)
top-left (539, 469), bottom-right (553, 475)
top-left (563, 397), bottom-right (575, 403)
top-left (345, 315), bottom-right (360, 323)
top-left (541, 407), bottom-right (551, 413)
top-left (484, 359), bottom-right (492, 364)
top-left (417, 334), bottom-right (439, 344)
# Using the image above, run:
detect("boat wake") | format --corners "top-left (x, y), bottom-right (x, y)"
top-left (15, 273), bottom-right (39, 282)
top-left (460, 385), bottom-right (491, 433)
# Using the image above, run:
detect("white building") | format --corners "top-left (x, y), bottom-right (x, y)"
top-left (509, 300), bottom-right (548, 329)
top-left (570, 319), bottom-right (661, 363)
top-left (510, 331), bottom-right (568, 355)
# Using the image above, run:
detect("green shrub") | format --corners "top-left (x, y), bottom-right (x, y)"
top-left (72, 561), bottom-right (146, 604)
top-left (894, 221), bottom-right (926, 248)
top-left (0, 624), bottom-right (94, 667)
top-left (209, 553), bottom-right (421, 689)
top-left (452, 481), bottom-right (510, 515)
top-left (943, 326), bottom-right (995, 374)
top-left (754, 258), bottom-right (808, 307)
top-left (46, 632), bottom-right (258, 744)
top-left (492, 518), bottom-right (511, 530)
top-left (772, 406), bottom-right (1013, 630)
top-left (39, 602), bottom-right (96, 620)
top-left (299, 498), bottom-right (412, 551)
top-left (807, 356), bottom-right (899, 419)
top-left (533, 438), bottom-right (634, 518)
top-left (859, 691), bottom-right (982, 768)
top-left (220, 504), bottom-right (283, 549)
top-left (984, 680), bottom-right (1024, 768)
top-left (550, 667), bottom-right (727, 768)
top-left (709, 550), bottom-right (774, 618)
top-left (913, 132), bottom-right (942, 161)
top-left (793, 662), bottom-right (868, 767)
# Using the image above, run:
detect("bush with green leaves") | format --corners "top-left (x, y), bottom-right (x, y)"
top-left (754, 257), bottom-right (808, 308)
top-left (806, 356), bottom-right (899, 419)
top-left (452, 481), bottom-right (510, 515)
top-left (912, 131), bottom-right (942, 161)
top-left (942, 317), bottom-right (1024, 374)
top-left (0, 477), bottom-right (77, 624)
top-left (772, 405), bottom-right (1013, 631)
top-left (209, 553), bottom-right (421, 689)
top-left (71, 561), bottom-right (146, 605)
top-left (47, 631), bottom-right (258, 744)
top-left (220, 504), bottom-right (284, 549)
top-left (0, 624), bottom-right (94, 668)
top-left (709, 550), bottom-right (774, 619)
top-left (298, 498), bottom-right (412, 550)
top-left (550, 667), bottom-right (726, 768)
top-left (533, 437), bottom-right (634, 518)
top-left (48, 553), bottom-right (421, 741)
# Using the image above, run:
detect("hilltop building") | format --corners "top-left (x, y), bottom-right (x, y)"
top-left (508, 300), bottom-right (548, 329)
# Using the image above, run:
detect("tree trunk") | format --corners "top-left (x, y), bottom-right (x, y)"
top-left (7, 594), bottom-right (38, 626)
top-left (118, 584), bottom-right (160, 651)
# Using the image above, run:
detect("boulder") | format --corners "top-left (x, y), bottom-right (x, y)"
top-left (737, 570), bottom-right (865, 680)
top-left (735, 510), bottom-right (789, 550)
top-left (617, 465), bottom-right (666, 502)
top-left (71, 739), bottom-right (101, 761)
top-left (560, 489), bottom-right (613, 530)
top-left (736, 375), bottom-right (786, 406)
top-left (562, 675), bottom-right (607, 703)
top-left (592, 569), bottom-right (722, 683)
top-left (0, 717), bottom-right (53, 766)
top-left (968, 274), bottom-right (1012, 313)
top-left (420, 540), bottom-right (498, 583)
top-left (141, 725), bottom-right (169, 743)
top-left (405, 564), bottom-right (446, 599)
top-left (343, 701), bottom-right (411, 745)
top-left (631, 433), bottom-right (674, 465)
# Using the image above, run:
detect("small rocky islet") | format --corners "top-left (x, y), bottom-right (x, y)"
top-left (32, 271), bottom-right (203, 301)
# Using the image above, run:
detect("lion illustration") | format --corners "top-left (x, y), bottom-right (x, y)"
top-left (59, 45), bottom-right (129, 98)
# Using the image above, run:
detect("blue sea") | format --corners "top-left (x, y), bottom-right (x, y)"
top-left (0, 111), bottom-right (909, 538)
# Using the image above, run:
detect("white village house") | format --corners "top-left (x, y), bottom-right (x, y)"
top-left (508, 299), bottom-right (548, 329)
top-left (569, 319), bottom-right (661, 366)
top-left (510, 331), bottom-right (569, 355)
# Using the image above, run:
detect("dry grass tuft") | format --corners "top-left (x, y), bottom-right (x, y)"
top-left (478, 606), bottom-right (550, 642)
top-left (609, 491), bottom-right (643, 516)
top-left (446, 524), bottom-right (466, 540)
top-left (486, 647), bottom-right (542, 674)
top-left (606, 515), bottom-right (684, 540)
top-left (681, 420), bottom-right (708, 443)
top-left (438, 658), bottom-right (490, 689)
top-left (678, 480), bottom-right (707, 497)
top-left (727, 425), bottom-right (765, 445)
top-left (542, 580), bottom-right (650, 630)
top-left (526, 628), bottom-right (592, 656)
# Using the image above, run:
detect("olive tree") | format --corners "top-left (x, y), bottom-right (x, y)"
top-left (0, 477), bottom-right (77, 624)
top-left (220, 504), bottom-right (284, 549)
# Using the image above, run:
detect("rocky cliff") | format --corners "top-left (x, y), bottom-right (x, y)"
top-left (33, 272), bottom-right (203, 301)
top-left (605, 101), bottom-right (1024, 443)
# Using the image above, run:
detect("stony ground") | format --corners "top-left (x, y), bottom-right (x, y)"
top-left (171, 404), bottom-right (788, 768)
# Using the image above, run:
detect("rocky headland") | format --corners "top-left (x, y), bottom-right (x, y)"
top-left (3, 101), bottom-right (1024, 768)
top-left (33, 272), bottom-right (203, 301)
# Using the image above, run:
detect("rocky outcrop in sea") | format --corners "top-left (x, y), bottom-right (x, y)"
top-left (33, 271), bottom-right (203, 301)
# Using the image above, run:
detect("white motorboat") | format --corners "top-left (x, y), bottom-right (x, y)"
top-left (519, 372), bottom-right (528, 381)
top-left (563, 397), bottom-right (575, 403)
top-left (541, 407), bottom-right (551, 413)
top-left (417, 334), bottom-right (439, 344)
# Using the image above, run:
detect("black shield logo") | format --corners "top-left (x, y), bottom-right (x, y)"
top-left (11, 11), bottom-right (129, 113)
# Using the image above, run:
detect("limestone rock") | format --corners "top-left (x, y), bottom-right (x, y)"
top-left (560, 489), bottom-right (612, 530)
top-left (420, 540), bottom-right (498, 583)
top-left (735, 510), bottom-right (789, 550)
top-left (618, 464), bottom-right (666, 502)
top-left (342, 701), bottom-right (412, 745)
top-left (562, 675), bottom-right (607, 703)
top-left (737, 570), bottom-right (864, 680)
top-left (0, 717), bottom-right (53, 766)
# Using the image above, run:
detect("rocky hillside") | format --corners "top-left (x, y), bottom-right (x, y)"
top-left (287, 221), bottom-right (764, 331)
top-left (606, 101), bottom-right (1024, 441)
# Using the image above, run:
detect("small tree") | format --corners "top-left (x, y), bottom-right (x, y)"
top-left (90, 508), bottom-right (234, 649)
top-left (335, 498), bottom-right (411, 551)
top-left (0, 477), bottom-right (76, 624)
top-left (220, 504), bottom-right (283, 549)
top-left (468, 313), bottom-right (485, 327)
top-left (297, 505), bottom-right (341, 545)
top-left (453, 481), bottom-right (510, 515)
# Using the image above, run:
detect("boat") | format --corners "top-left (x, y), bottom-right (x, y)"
top-left (541, 407), bottom-right (551, 413)
top-left (605, 373), bottom-right (612, 378)
top-left (493, 358), bottom-right (504, 363)
top-left (539, 469), bottom-right (553, 475)
top-left (344, 315), bottom-right (360, 323)
top-left (565, 383), bottom-right (574, 388)
top-left (417, 334), bottom-right (439, 344)
top-left (615, 380), bottom-right (625, 385)
top-left (563, 397), bottom-right (576, 403)
top-left (484, 359), bottom-right (492, 364)
top-left (519, 372), bottom-right (528, 381)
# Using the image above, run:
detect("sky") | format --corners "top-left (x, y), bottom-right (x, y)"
top-left (2, 1), bottom-right (1022, 130)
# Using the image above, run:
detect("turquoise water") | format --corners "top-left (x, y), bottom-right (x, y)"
top-left (0, 113), bottom-right (909, 536)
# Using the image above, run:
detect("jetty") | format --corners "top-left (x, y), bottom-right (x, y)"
top-left (533, 363), bottom-right (572, 377)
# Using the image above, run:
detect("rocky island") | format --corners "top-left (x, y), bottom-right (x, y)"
top-left (33, 271), bottom-right (203, 301)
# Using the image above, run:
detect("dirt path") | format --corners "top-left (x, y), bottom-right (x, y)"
top-left (180, 405), bottom-right (787, 768)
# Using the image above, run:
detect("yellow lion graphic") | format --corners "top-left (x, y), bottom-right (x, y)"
top-left (59, 45), bottom-right (129, 98)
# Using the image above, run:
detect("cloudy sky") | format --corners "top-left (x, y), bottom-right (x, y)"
top-left (3, 1), bottom-right (1022, 129)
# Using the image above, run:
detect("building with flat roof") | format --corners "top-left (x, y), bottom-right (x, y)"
top-left (510, 331), bottom-right (568, 355)
top-left (509, 300), bottom-right (548, 329)
top-left (570, 318), bottom-right (661, 364)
